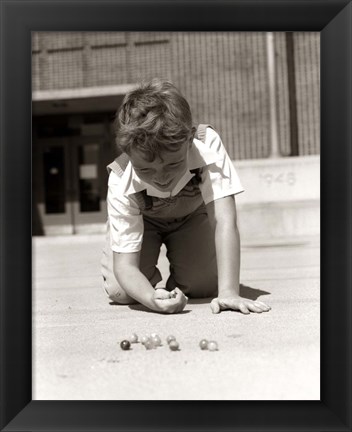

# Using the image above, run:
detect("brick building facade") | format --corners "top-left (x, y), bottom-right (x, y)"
top-left (32, 32), bottom-right (320, 235)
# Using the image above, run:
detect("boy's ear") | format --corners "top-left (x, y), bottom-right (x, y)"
top-left (189, 126), bottom-right (197, 147)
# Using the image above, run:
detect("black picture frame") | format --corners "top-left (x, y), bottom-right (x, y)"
top-left (1, 0), bottom-right (351, 431)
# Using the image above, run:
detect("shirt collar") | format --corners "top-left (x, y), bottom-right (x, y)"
top-left (119, 137), bottom-right (222, 198)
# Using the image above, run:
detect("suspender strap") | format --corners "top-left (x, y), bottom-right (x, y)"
top-left (107, 152), bottom-right (130, 175)
top-left (134, 191), bottom-right (153, 210)
top-left (195, 124), bottom-right (213, 142)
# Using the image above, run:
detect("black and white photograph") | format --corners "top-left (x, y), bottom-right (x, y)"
top-left (2, 0), bottom-right (352, 429)
top-left (31, 31), bottom-right (321, 401)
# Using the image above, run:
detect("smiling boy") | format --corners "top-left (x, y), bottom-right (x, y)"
top-left (101, 79), bottom-right (271, 315)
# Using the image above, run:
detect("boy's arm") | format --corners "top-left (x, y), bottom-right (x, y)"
top-left (206, 195), bottom-right (271, 314)
top-left (113, 251), bottom-right (188, 314)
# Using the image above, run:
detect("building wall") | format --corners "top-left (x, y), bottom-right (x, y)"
top-left (32, 32), bottom-right (320, 161)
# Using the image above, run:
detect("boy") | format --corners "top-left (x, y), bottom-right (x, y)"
top-left (101, 79), bottom-right (271, 315)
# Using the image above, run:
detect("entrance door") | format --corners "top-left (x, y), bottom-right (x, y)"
top-left (70, 136), bottom-right (107, 232)
top-left (34, 135), bottom-right (108, 235)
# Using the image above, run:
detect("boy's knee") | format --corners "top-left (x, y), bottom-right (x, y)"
top-left (102, 278), bottom-right (137, 305)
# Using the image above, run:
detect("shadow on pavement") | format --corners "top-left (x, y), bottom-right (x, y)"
top-left (127, 304), bottom-right (192, 314)
top-left (240, 284), bottom-right (271, 300)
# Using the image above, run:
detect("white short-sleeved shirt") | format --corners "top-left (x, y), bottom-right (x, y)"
top-left (108, 127), bottom-right (244, 253)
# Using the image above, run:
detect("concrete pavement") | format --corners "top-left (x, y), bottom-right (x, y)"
top-left (32, 234), bottom-right (320, 400)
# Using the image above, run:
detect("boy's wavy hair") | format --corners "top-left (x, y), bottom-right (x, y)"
top-left (115, 79), bottom-right (196, 162)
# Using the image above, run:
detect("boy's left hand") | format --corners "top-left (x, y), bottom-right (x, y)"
top-left (210, 296), bottom-right (271, 314)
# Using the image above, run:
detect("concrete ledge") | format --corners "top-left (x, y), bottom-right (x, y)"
top-left (233, 156), bottom-right (320, 240)
top-left (234, 155), bottom-right (320, 205)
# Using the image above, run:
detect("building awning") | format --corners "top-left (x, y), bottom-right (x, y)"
top-left (32, 84), bottom-right (137, 115)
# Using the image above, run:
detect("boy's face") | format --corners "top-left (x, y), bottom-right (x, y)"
top-left (130, 140), bottom-right (192, 192)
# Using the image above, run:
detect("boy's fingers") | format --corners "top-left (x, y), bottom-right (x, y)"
top-left (174, 288), bottom-right (187, 301)
top-left (210, 299), bottom-right (221, 314)
top-left (247, 303), bottom-right (263, 313)
top-left (154, 288), bottom-right (171, 299)
top-left (155, 297), bottom-right (185, 314)
top-left (172, 289), bottom-right (188, 311)
top-left (239, 303), bottom-right (250, 314)
top-left (175, 288), bottom-right (183, 297)
top-left (255, 304), bottom-right (269, 312)
top-left (208, 298), bottom-right (270, 314)
top-left (173, 288), bottom-right (182, 299)
top-left (255, 301), bottom-right (271, 310)
top-left (174, 294), bottom-right (188, 312)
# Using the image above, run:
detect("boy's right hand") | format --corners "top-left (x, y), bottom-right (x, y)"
top-left (152, 287), bottom-right (188, 314)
